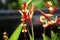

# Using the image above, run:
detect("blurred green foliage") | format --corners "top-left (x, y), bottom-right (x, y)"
top-left (7, 0), bottom-right (58, 10)
top-left (42, 31), bottom-right (59, 40)
top-left (51, 31), bottom-right (59, 40)
top-left (18, 0), bottom-right (46, 9)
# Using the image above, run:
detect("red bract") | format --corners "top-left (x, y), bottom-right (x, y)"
top-left (23, 12), bottom-right (28, 20)
top-left (22, 3), bottom-right (33, 23)
top-left (21, 2), bottom-right (34, 23)
top-left (46, 1), bottom-right (58, 14)
top-left (48, 18), bottom-right (60, 28)
top-left (23, 2), bottom-right (26, 12)
top-left (39, 10), bottom-right (50, 21)
top-left (50, 6), bottom-right (58, 14)
top-left (55, 18), bottom-right (60, 25)
top-left (22, 2), bottom-right (28, 21)
top-left (46, 2), bottom-right (50, 8)
top-left (29, 3), bottom-right (34, 23)
top-left (22, 12), bottom-right (32, 23)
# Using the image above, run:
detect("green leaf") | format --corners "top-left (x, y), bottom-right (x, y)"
top-left (51, 31), bottom-right (59, 40)
top-left (8, 23), bottom-right (23, 40)
top-left (33, 0), bottom-right (46, 9)
top-left (42, 33), bottom-right (50, 40)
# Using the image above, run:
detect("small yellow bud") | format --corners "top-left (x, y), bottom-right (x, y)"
top-left (3, 32), bottom-right (8, 40)
top-left (40, 16), bottom-right (45, 22)
top-left (48, 20), bottom-right (56, 25)
top-left (22, 29), bottom-right (27, 32)
top-left (3, 32), bottom-right (7, 35)
top-left (47, 1), bottom-right (52, 6)
top-left (49, 7), bottom-right (53, 11)
top-left (43, 24), bottom-right (48, 28)
top-left (23, 24), bottom-right (27, 27)
top-left (21, 18), bottom-right (25, 21)
top-left (46, 14), bottom-right (53, 18)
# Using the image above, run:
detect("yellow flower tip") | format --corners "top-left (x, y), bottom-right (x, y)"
top-left (40, 16), bottom-right (45, 22)
top-left (22, 29), bottom-right (27, 32)
top-left (47, 1), bottom-right (52, 6)
top-left (21, 18), bottom-right (25, 21)
top-left (23, 24), bottom-right (27, 27)
top-left (49, 7), bottom-right (53, 11)
top-left (43, 24), bottom-right (48, 28)
top-left (48, 20), bottom-right (56, 25)
top-left (21, 23), bottom-right (24, 26)
top-left (3, 32), bottom-right (7, 35)
top-left (30, 15), bottom-right (33, 18)
top-left (46, 14), bottom-right (53, 17)
top-left (40, 20), bottom-right (45, 23)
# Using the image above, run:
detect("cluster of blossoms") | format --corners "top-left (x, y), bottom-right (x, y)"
top-left (39, 1), bottom-right (60, 29)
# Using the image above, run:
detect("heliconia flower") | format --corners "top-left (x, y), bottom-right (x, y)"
top-left (29, 3), bottom-right (34, 21)
top-left (39, 14), bottom-right (60, 28)
top-left (23, 12), bottom-right (28, 20)
top-left (39, 1), bottom-right (59, 29)
top-left (28, 3), bottom-right (34, 23)
top-left (22, 12), bottom-right (33, 23)
top-left (49, 6), bottom-right (58, 14)
top-left (39, 9), bottom-right (58, 28)
top-left (46, 1), bottom-right (58, 14)
top-left (47, 18), bottom-right (60, 28)
top-left (19, 2), bottom-right (34, 23)
top-left (39, 18), bottom-right (49, 28)
top-left (46, 1), bottom-right (52, 8)
top-left (21, 2), bottom-right (28, 21)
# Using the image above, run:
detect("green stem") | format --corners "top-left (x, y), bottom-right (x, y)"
top-left (31, 23), bottom-right (34, 40)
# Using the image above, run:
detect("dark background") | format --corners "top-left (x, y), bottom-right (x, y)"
top-left (0, 0), bottom-right (60, 40)
top-left (0, 8), bottom-right (60, 40)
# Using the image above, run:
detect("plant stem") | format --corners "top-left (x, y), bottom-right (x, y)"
top-left (44, 28), bottom-right (46, 40)
top-left (31, 22), bottom-right (34, 40)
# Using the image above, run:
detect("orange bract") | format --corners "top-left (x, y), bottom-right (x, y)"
top-left (30, 3), bottom-right (34, 13)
